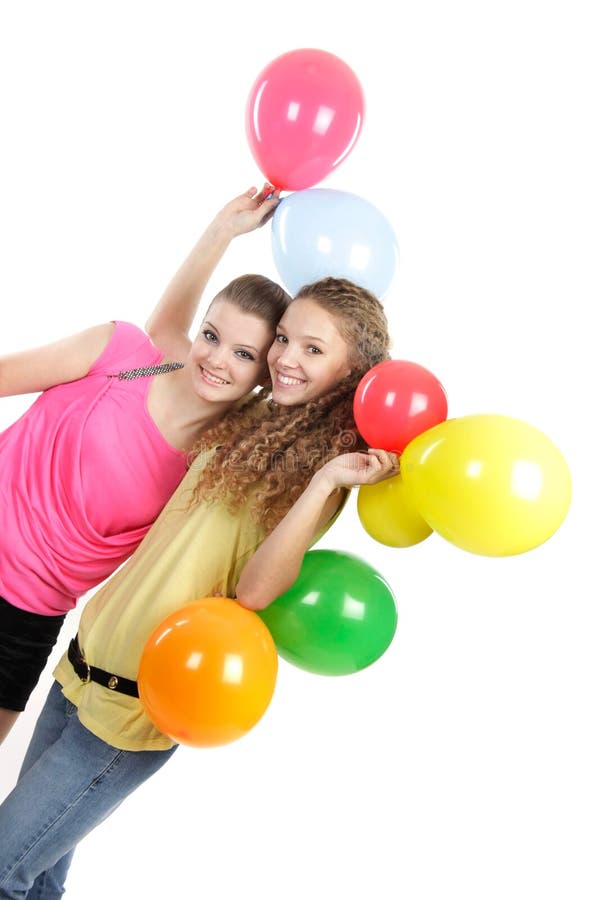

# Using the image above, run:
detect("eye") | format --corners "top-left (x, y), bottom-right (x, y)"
top-left (275, 333), bottom-right (288, 344)
top-left (202, 329), bottom-right (218, 343)
top-left (235, 349), bottom-right (255, 361)
top-left (307, 345), bottom-right (322, 354)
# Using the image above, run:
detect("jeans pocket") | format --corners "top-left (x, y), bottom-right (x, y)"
top-left (65, 699), bottom-right (78, 718)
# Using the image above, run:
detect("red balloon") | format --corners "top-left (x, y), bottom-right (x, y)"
top-left (245, 48), bottom-right (365, 191)
top-left (353, 360), bottom-right (448, 453)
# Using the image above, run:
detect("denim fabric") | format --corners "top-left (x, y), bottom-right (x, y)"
top-left (0, 681), bottom-right (176, 898)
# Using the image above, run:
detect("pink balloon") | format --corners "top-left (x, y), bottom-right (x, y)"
top-left (245, 48), bottom-right (365, 191)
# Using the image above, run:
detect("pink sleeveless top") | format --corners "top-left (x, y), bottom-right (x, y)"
top-left (0, 321), bottom-right (188, 615)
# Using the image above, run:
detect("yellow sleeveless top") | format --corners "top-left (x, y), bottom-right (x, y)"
top-left (54, 451), bottom-right (347, 751)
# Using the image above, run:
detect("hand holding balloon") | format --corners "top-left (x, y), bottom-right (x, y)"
top-left (316, 449), bottom-right (400, 492)
top-left (213, 183), bottom-right (281, 237)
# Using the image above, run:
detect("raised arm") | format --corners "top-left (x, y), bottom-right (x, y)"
top-left (0, 323), bottom-right (115, 397)
top-left (145, 185), bottom-right (280, 358)
top-left (235, 449), bottom-right (399, 611)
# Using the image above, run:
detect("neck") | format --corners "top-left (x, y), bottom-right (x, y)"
top-left (147, 364), bottom-right (243, 452)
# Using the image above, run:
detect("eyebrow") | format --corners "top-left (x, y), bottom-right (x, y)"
top-left (277, 326), bottom-right (327, 345)
top-left (237, 344), bottom-right (260, 353)
top-left (204, 320), bottom-right (260, 353)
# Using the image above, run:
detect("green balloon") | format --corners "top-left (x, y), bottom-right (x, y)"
top-left (258, 550), bottom-right (397, 676)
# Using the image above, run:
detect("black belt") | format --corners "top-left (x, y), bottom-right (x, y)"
top-left (68, 636), bottom-right (139, 698)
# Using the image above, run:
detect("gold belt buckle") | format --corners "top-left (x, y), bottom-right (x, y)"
top-left (80, 658), bottom-right (91, 684)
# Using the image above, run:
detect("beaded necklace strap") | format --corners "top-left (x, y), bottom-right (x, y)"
top-left (113, 361), bottom-right (185, 381)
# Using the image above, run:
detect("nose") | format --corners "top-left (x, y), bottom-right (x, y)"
top-left (206, 345), bottom-right (228, 370)
top-left (276, 343), bottom-right (299, 369)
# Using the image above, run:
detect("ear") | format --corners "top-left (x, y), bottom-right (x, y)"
top-left (340, 360), bottom-right (353, 380)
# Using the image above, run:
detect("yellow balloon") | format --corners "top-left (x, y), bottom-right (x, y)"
top-left (357, 474), bottom-right (433, 547)
top-left (400, 414), bottom-right (571, 556)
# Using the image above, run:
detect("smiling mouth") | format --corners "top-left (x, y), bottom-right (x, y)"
top-left (200, 367), bottom-right (230, 385)
top-left (275, 372), bottom-right (306, 386)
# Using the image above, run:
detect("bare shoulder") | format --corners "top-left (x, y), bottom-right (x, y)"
top-left (0, 322), bottom-right (117, 396)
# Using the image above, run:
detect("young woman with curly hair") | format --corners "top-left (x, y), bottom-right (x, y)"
top-left (0, 276), bottom-right (397, 899)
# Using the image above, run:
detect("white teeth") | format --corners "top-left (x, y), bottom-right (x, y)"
top-left (278, 374), bottom-right (304, 386)
top-left (201, 368), bottom-right (228, 385)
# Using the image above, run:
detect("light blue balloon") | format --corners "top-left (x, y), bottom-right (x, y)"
top-left (271, 188), bottom-right (400, 299)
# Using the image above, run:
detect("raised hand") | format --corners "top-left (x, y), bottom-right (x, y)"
top-left (212, 184), bottom-right (281, 238)
top-left (146, 183), bottom-right (281, 351)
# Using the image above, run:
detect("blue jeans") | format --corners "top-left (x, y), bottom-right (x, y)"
top-left (0, 680), bottom-right (177, 898)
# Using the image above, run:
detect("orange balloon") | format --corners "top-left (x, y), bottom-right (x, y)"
top-left (138, 597), bottom-right (278, 747)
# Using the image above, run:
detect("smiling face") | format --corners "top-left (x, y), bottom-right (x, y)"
top-left (188, 299), bottom-right (272, 403)
top-left (267, 298), bottom-right (352, 405)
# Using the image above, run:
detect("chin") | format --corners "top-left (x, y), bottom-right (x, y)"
top-left (272, 393), bottom-right (307, 407)
top-left (194, 381), bottom-right (229, 401)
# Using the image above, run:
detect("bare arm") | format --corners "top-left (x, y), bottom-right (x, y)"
top-left (0, 323), bottom-right (116, 397)
top-left (235, 450), bottom-right (400, 611)
top-left (145, 185), bottom-right (280, 358)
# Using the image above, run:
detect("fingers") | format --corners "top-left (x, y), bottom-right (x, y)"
top-left (221, 184), bottom-right (280, 232)
top-left (339, 451), bottom-right (372, 470)
top-left (257, 200), bottom-right (279, 226)
top-left (242, 183), bottom-right (276, 203)
top-left (367, 448), bottom-right (399, 469)
top-left (255, 184), bottom-right (280, 226)
top-left (234, 184), bottom-right (279, 210)
top-left (364, 448), bottom-right (400, 483)
top-left (261, 182), bottom-right (276, 199)
top-left (235, 185), bottom-right (268, 207)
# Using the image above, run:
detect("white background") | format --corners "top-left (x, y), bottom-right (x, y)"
top-left (1, 2), bottom-right (598, 898)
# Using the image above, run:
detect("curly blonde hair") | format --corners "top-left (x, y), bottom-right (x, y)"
top-left (189, 277), bottom-right (391, 533)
